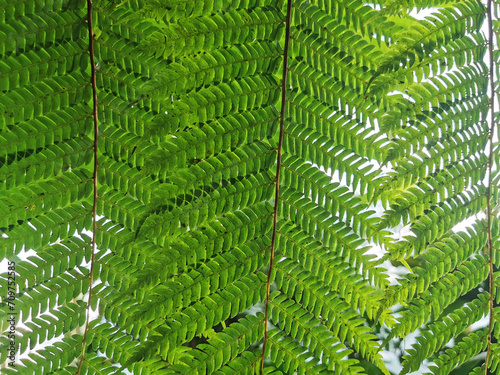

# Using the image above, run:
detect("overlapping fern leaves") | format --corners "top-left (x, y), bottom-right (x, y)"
top-left (373, 1), bottom-right (498, 374)
top-left (0, 0), bottom-right (499, 374)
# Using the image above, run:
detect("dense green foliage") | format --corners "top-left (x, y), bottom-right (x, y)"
top-left (0, 0), bottom-right (499, 374)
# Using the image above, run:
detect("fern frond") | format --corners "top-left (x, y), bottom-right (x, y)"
top-left (171, 314), bottom-right (264, 374)
top-left (279, 187), bottom-right (385, 284)
top-left (2, 336), bottom-right (82, 374)
top-left (375, 0), bottom-right (485, 76)
top-left (391, 256), bottom-right (489, 337)
top-left (266, 328), bottom-right (362, 375)
top-left (136, 172), bottom-right (274, 240)
top-left (293, 1), bottom-right (385, 71)
top-left (385, 225), bottom-right (488, 306)
top-left (276, 220), bottom-right (382, 317)
top-left (378, 155), bottom-right (488, 228)
top-left (213, 350), bottom-right (261, 375)
top-left (73, 352), bottom-right (116, 375)
top-left (387, 187), bottom-right (487, 261)
top-left (489, 342), bottom-right (500, 374)
top-left (425, 328), bottom-right (488, 375)
top-left (380, 65), bottom-right (489, 133)
top-left (283, 124), bottom-right (379, 196)
top-left (126, 273), bottom-right (267, 363)
top-left (400, 293), bottom-right (490, 374)
top-left (273, 258), bottom-right (383, 365)
top-left (269, 291), bottom-right (388, 373)
top-left (281, 155), bottom-right (386, 241)
top-left (125, 0), bottom-right (280, 23)
top-left (140, 8), bottom-right (284, 60)
top-left (374, 33), bottom-right (486, 89)
top-left (285, 91), bottom-right (384, 160)
top-left (126, 237), bottom-right (268, 324)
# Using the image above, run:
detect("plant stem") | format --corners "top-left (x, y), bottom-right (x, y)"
top-left (76, 0), bottom-right (99, 372)
top-left (260, 0), bottom-right (293, 373)
top-left (485, 0), bottom-right (496, 373)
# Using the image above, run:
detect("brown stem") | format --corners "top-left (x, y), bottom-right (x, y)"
top-left (76, 0), bottom-right (99, 373)
top-left (485, 0), bottom-right (496, 373)
top-left (260, 0), bottom-right (293, 373)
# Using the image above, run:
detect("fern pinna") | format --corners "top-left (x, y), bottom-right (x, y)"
top-left (0, 0), bottom-right (499, 374)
